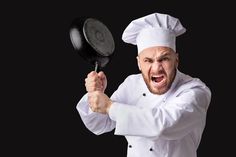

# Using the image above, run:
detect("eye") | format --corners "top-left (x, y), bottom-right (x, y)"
top-left (160, 57), bottom-right (170, 62)
top-left (144, 58), bottom-right (153, 63)
top-left (163, 57), bottom-right (169, 60)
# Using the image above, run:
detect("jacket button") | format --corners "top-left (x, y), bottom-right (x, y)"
top-left (128, 145), bottom-right (132, 148)
top-left (142, 93), bottom-right (146, 96)
top-left (149, 148), bottom-right (153, 151)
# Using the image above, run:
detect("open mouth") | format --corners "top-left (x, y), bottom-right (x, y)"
top-left (151, 76), bottom-right (164, 83)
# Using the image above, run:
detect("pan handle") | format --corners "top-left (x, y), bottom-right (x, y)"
top-left (94, 61), bottom-right (99, 72)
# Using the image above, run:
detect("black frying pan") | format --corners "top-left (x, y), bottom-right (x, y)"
top-left (69, 17), bottom-right (115, 72)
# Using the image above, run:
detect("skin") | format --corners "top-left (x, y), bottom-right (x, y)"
top-left (85, 71), bottom-right (111, 114)
top-left (137, 46), bottom-right (179, 95)
top-left (85, 46), bottom-right (179, 114)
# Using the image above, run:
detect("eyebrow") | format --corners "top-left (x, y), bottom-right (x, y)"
top-left (159, 53), bottom-right (171, 58)
top-left (143, 52), bottom-right (172, 60)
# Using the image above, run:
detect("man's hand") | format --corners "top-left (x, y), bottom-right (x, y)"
top-left (88, 91), bottom-right (112, 114)
top-left (85, 71), bottom-right (107, 93)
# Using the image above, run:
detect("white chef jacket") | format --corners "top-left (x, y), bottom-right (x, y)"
top-left (76, 70), bottom-right (211, 157)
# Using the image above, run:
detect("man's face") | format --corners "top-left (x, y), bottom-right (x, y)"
top-left (137, 46), bottom-right (179, 95)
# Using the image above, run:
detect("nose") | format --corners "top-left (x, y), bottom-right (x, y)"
top-left (151, 61), bottom-right (163, 72)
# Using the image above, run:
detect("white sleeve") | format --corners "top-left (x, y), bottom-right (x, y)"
top-left (76, 94), bottom-right (116, 135)
top-left (108, 85), bottom-right (211, 140)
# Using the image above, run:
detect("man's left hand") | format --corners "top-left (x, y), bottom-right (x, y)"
top-left (88, 91), bottom-right (112, 114)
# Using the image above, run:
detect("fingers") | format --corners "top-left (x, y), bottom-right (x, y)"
top-left (85, 78), bottom-right (103, 92)
top-left (85, 82), bottom-right (103, 92)
top-left (85, 71), bottom-right (107, 92)
top-left (98, 71), bottom-right (107, 92)
top-left (87, 71), bottom-right (96, 78)
top-left (87, 91), bottom-right (111, 114)
top-left (98, 71), bottom-right (106, 80)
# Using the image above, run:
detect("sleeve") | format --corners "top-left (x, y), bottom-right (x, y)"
top-left (76, 94), bottom-right (116, 135)
top-left (108, 84), bottom-right (211, 140)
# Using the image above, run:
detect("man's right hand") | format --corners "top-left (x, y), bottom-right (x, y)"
top-left (85, 71), bottom-right (107, 93)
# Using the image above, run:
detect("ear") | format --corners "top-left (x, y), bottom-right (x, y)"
top-left (136, 56), bottom-right (142, 71)
top-left (175, 53), bottom-right (179, 68)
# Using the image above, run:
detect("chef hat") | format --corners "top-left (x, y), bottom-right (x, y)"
top-left (122, 12), bottom-right (186, 53)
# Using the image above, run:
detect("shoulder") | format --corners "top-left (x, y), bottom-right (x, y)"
top-left (118, 73), bottom-right (145, 89)
top-left (174, 71), bottom-right (211, 97)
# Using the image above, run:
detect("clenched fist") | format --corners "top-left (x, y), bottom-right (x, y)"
top-left (88, 91), bottom-right (112, 114)
top-left (85, 71), bottom-right (107, 93)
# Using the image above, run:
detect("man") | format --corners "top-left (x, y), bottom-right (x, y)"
top-left (76, 12), bottom-right (211, 157)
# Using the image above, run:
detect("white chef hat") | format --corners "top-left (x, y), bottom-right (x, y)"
top-left (122, 12), bottom-right (186, 53)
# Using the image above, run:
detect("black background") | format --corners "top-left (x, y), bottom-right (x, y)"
top-left (2, 1), bottom-right (235, 156)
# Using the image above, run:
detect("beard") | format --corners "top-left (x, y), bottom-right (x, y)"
top-left (141, 69), bottom-right (176, 95)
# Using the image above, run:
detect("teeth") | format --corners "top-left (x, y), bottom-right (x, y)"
top-left (151, 76), bottom-right (163, 83)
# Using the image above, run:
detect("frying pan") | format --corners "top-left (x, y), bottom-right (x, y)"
top-left (69, 17), bottom-right (115, 72)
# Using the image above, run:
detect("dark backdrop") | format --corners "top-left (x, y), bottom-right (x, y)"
top-left (2, 1), bottom-right (234, 156)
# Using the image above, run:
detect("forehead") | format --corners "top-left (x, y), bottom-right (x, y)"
top-left (139, 46), bottom-right (174, 57)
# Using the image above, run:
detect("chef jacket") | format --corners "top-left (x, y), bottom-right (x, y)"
top-left (76, 70), bottom-right (211, 157)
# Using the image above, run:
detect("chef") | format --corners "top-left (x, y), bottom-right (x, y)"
top-left (76, 12), bottom-right (212, 157)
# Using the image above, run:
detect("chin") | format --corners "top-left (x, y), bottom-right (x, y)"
top-left (149, 81), bottom-right (169, 95)
top-left (150, 88), bottom-right (167, 95)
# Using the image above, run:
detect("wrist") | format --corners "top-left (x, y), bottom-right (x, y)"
top-left (106, 99), bottom-right (113, 114)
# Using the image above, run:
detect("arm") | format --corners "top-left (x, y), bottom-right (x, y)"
top-left (109, 84), bottom-right (211, 140)
top-left (76, 93), bottom-right (115, 135)
top-left (76, 71), bottom-right (115, 135)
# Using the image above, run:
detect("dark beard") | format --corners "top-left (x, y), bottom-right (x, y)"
top-left (141, 68), bottom-right (177, 95)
